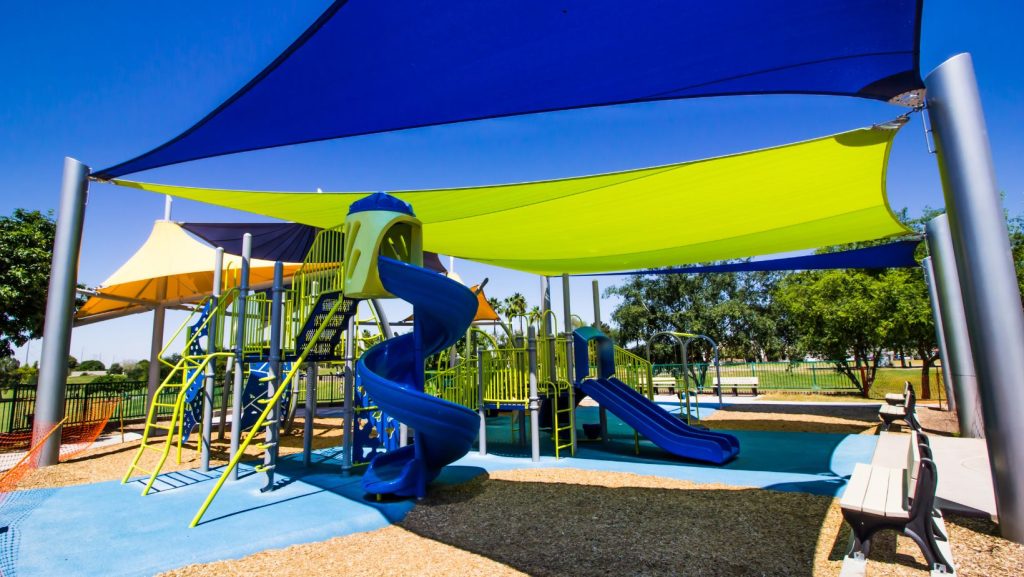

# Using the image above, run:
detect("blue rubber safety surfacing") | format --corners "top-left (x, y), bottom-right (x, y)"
top-left (3, 424), bottom-right (874, 577)
top-left (3, 455), bottom-right (413, 577)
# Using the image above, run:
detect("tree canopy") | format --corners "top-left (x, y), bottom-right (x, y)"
top-left (0, 209), bottom-right (56, 358)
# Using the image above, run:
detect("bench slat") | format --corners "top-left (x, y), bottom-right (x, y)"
top-left (840, 463), bottom-right (874, 511)
top-left (861, 466), bottom-right (893, 516)
top-left (884, 467), bottom-right (910, 520)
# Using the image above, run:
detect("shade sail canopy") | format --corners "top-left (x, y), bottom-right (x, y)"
top-left (181, 221), bottom-right (448, 273)
top-left (112, 123), bottom-right (910, 275)
top-left (587, 240), bottom-right (921, 276)
top-left (471, 285), bottom-right (500, 323)
top-left (77, 221), bottom-right (301, 319)
top-left (94, 0), bottom-right (922, 178)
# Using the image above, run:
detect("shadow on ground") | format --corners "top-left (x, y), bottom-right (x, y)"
top-left (398, 475), bottom-right (834, 577)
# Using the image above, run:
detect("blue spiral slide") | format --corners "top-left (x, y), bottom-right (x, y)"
top-left (359, 256), bottom-right (480, 498)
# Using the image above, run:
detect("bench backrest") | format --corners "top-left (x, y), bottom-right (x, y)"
top-left (904, 431), bottom-right (934, 510)
top-left (712, 377), bottom-right (758, 385)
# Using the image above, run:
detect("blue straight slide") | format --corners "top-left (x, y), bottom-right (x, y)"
top-left (359, 256), bottom-right (480, 498)
top-left (580, 377), bottom-right (739, 465)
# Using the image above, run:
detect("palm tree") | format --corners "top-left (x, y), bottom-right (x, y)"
top-left (507, 293), bottom-right (528, 334)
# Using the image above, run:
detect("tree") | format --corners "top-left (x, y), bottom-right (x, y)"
top-left (107, 362), bottom-right (124, 375)
top-left (125, 359), bottom-right (148, 381)
top-left (504, 293), bottom-right (528, 334)
top-left (881, 269), bottom-right (939, 398)
top-left (0, 356), bottom-right (20, 385)
top-left (68, 355), bottom-right (79, 370)
top-left (0, 209), bottom-right (56, 358)
top-left (77, 359), bottom-right (106, 371)
top-left (607, 269), bottom-right (788, 363)
top-left (775, 270), bottom-right (895, 396)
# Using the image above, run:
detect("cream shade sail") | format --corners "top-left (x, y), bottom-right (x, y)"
top-left (77, 220), bottom-right (301, 319)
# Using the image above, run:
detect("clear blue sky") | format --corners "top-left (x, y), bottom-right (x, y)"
top-left (3, 1), bottom-right (1022, 366)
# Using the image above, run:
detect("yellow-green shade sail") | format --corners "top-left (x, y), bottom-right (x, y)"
top-left (110, 123), bottom-right (909, 275)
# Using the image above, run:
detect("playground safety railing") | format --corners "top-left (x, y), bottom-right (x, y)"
top-left (614, 346), bottom-right (653, 398)
top-left (481, 347), bottom-right (531, 408)
top-left (425, 357), bottom-right (478, 410)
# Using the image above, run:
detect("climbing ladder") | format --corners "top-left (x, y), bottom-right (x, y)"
top-left (121, 353), bottom-right (228, 494)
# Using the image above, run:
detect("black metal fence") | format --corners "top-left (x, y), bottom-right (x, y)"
top-left (0, 373), bottom-right (351, 435)
top-left (650, 361), bottom-right (862, 391)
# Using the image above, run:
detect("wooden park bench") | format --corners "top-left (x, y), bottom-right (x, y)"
top-left (652, 375), bottom-right (679, 395)
top-left (885, 381), bottom-right (912, 406)
top-left (839, 431), bottom-right (956, 576)
top-left (711, 376), bottom-right (759, 396)
top-left (878, 382), bottom-right (921, 432)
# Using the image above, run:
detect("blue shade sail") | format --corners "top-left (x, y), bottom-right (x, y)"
top-left (584, 240), bottom-right (922, 276)
top-left (95, 0), bottom-right (923, 178)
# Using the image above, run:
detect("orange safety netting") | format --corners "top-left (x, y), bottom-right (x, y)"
top-left (0, 399), bottom-right (122, 497)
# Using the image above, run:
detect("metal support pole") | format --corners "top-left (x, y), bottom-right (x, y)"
top-left (33, 158), bottom-right (89, 466)
top-left (200, 248), bottom-right (223, 472)
top-left (146, 298), bottom-right (166, 410)
top-left (370, 299), bottom-right (406, 447)
top-left (303, 362), bottom-right (318, 467)
top-left (261, 262), bottom-right (284, 491)
top-left (927, 52), bottom-right (1024, 541)
top-left (217, 356), bottom-right (233, 441)
top-left (477, 345), bottom-right (487, 456)
top-left (927, 217), bottom-right (984, 436)
top-left (592, 280), bottom-right (608, 441)
top-left (561, 274), bottom-right (577, 453)
top-left (342, 315), bottom-right (356, 474)
top-left (922, 257), bottom-right (956, 412)
top-left (229, 233), bottom-right (251, 481)
top-left (528, 327), bottom-right (540, 462)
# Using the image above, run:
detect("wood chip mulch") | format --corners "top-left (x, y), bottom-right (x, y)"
top-left (15, 417), bottom-right (344, 490)
top-left (158, 468), bottom-right (1024, 577)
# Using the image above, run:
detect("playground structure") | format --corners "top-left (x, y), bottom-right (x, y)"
top-left (109, 190), bottom-right (739, 525)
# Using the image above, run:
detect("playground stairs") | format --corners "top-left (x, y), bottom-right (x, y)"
top-left (121, 353), bottom-right (225, 495)
top-left (189, 291), bottom-right (353, 527)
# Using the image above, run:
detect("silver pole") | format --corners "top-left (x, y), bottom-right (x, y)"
top-left (592, 280), bottom-right (608, 441)
top-left (146, 289), bottom-right (166, 409)
top-left (370, 299), bottom-right (405, 446)
top-left (926, 217), bottom-right (982, 435)
top-left (541, 276), bottom-right (556, 383)
top-left (302, 362), bottom-right (317, 467)
top-left (229, 233), bottom-right (251, 481)
top-left (477, 345), bottom-right (487, 456)
top-left (922, 257), bottom-right (956, 412)
top-left (200, 248), bottom-right (223, 472)
top-left (261, 261), bottom-right (284, 490)
top-left (561, 274), bottom-right (577, 453)
top-left (528, 327), bottom-right (540, 462)
top-left (163, 195), bottom-right (172, 221)
top-left (217, 356), bottom-right (233, 440)
top-left (33, 157), bottom-right (89, 466)
top-left (342, 314), bottom-right (356, 474)
top-left (927, 52), bottom-right (1024, 541)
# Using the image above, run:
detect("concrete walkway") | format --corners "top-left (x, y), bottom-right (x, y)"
top-left (871, 431), bottom-right (996, 519)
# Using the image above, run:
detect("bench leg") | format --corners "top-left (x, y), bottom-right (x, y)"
top-left (903, 514), bottom-right (955, 574)
top-left (752, 387), bottom-right (758, 396)
top-left (845, 519), bottom-right (874, 559)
